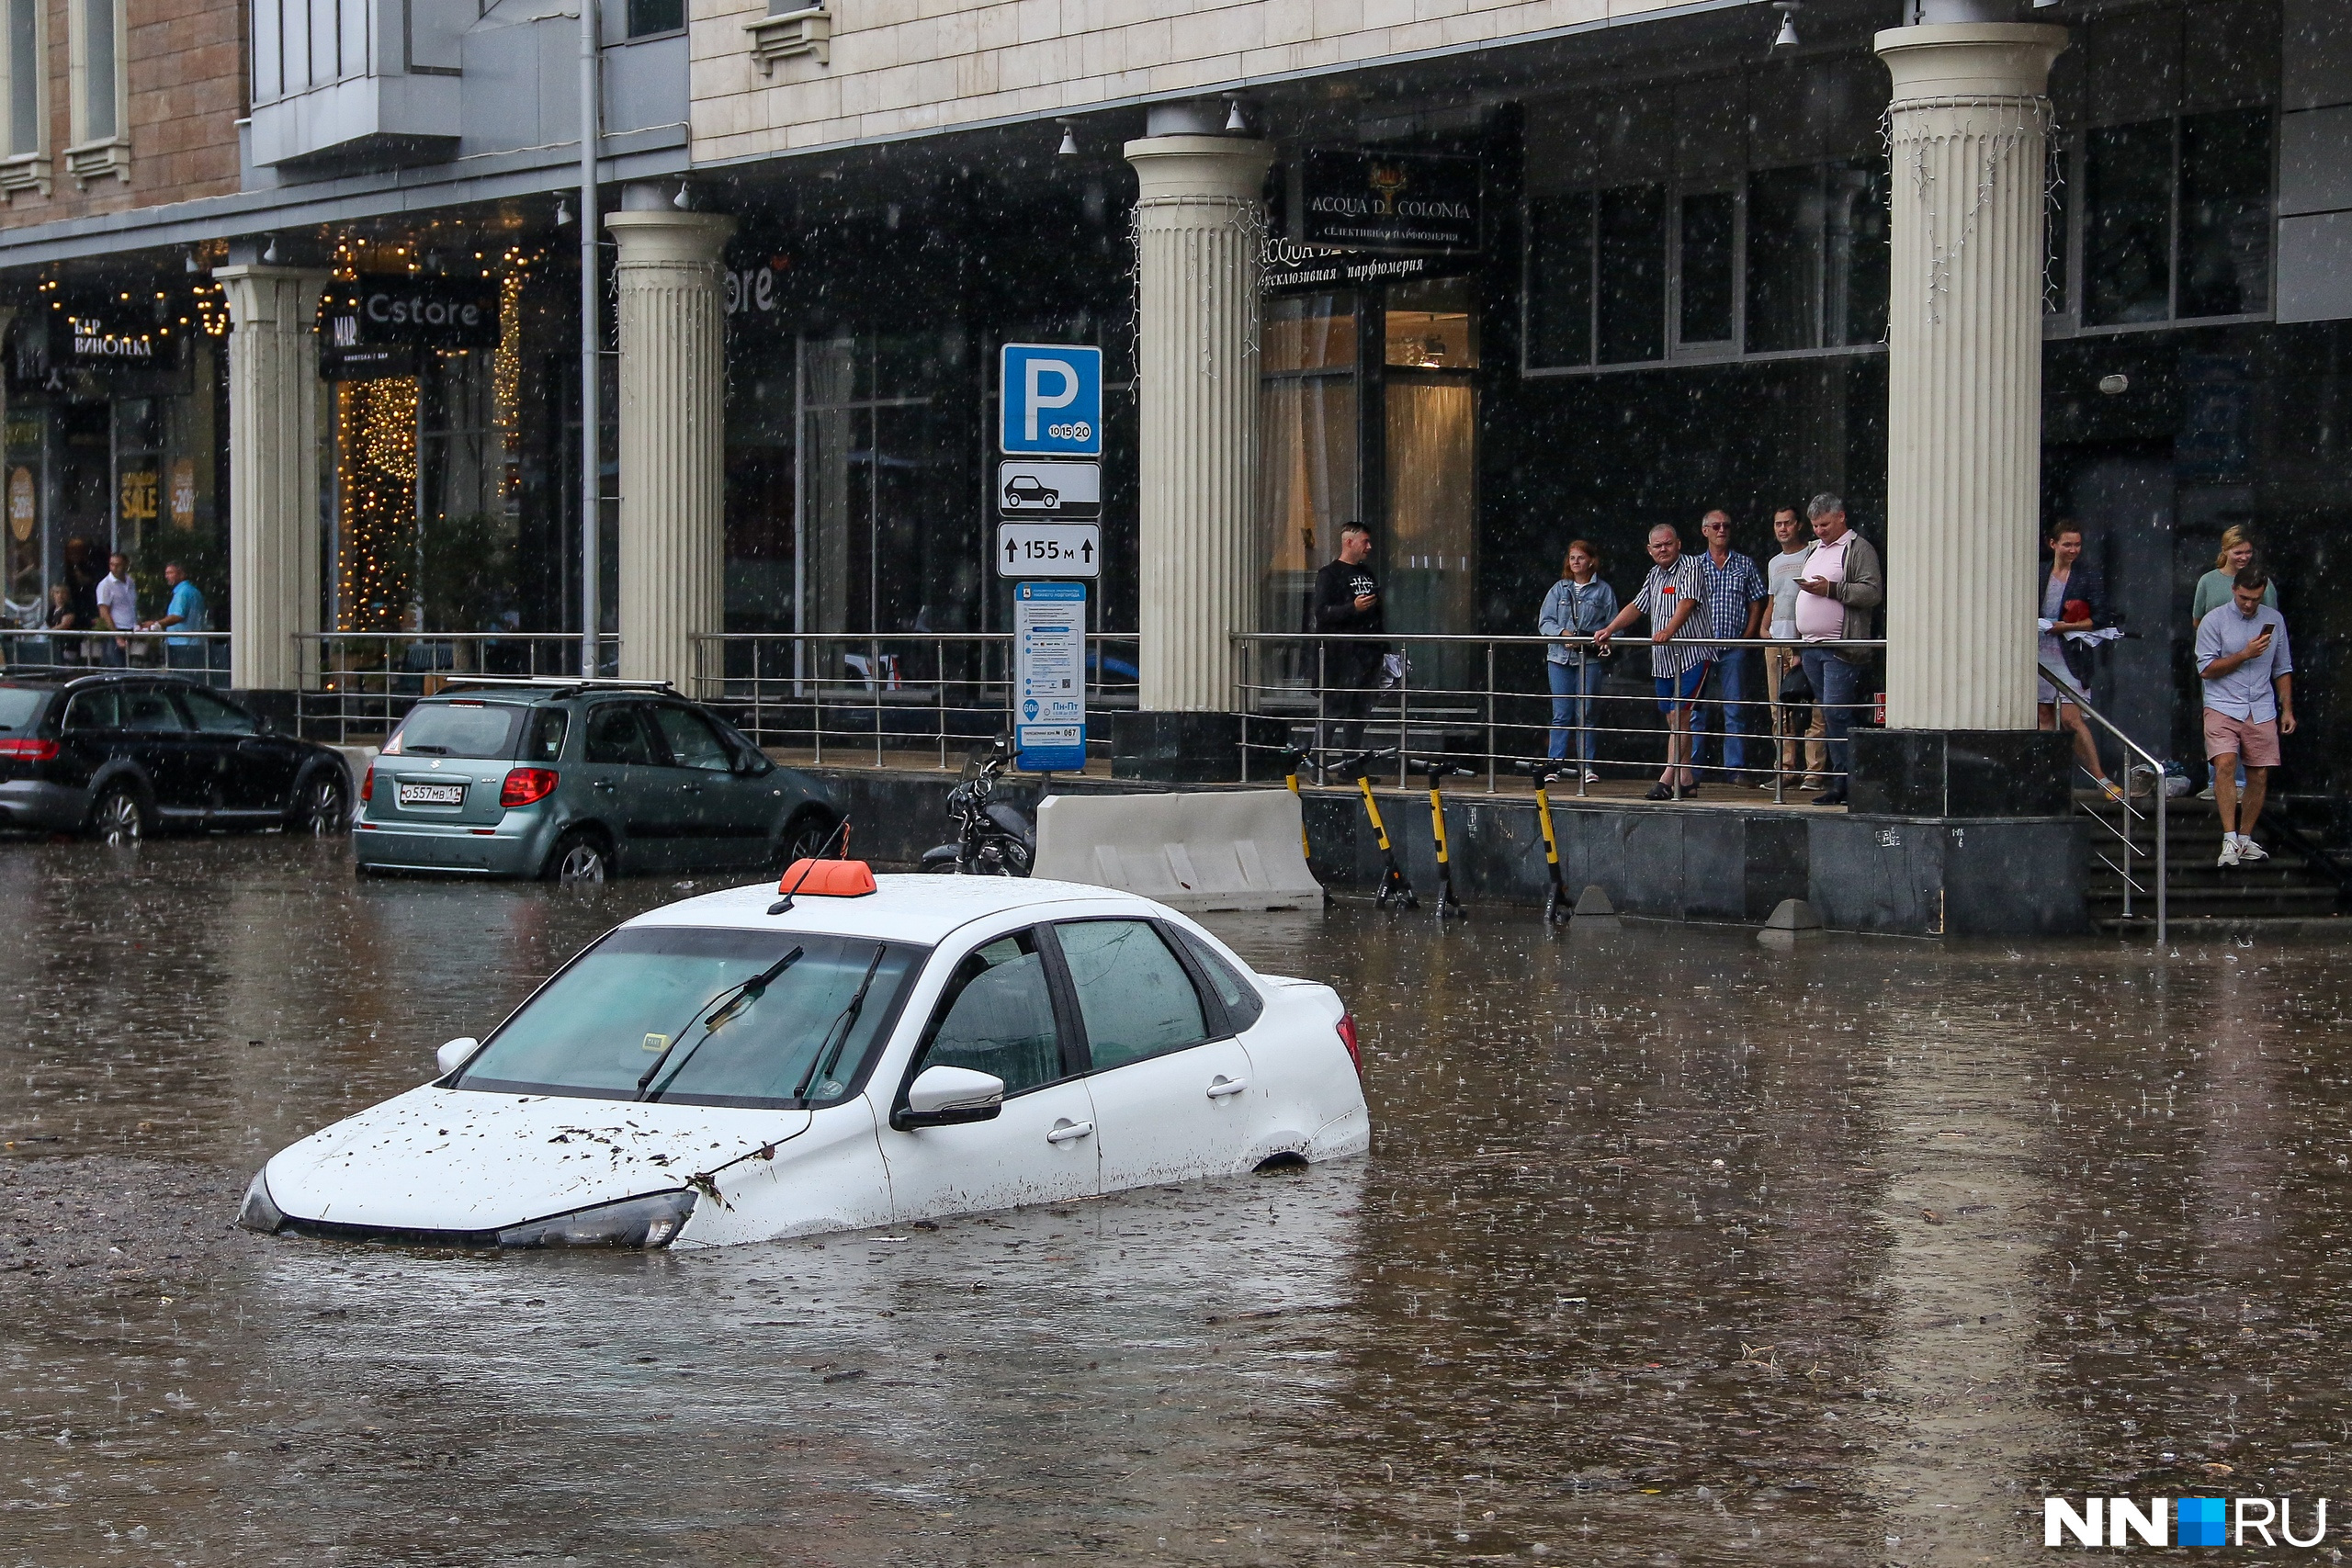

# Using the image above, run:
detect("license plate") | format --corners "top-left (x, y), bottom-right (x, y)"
top-left (397, 782), bottom-right (467, 807)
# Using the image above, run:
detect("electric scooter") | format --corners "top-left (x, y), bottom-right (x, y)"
top-left (1334, 748), bottom-right (1415, 908)
top-left (1411, 757), bottom-right (1472, 922)
top-left (1521, 760), bottom-right (1574, 924)
top-left (1277, 745), bottom-right (1314, 868)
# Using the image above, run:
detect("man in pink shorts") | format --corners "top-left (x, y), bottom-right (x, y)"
top-left (2195, 566), bottom-right (2295, 868)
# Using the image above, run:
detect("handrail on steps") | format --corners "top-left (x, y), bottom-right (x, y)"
top-left (2041, 660), bottom-right (2165, 945)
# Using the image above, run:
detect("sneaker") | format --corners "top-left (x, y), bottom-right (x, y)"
top-left (1813, 787), bottom-right (1848, 807)
top-left (2218, 839), bottom-right (2241, 868)
top-left (2235, 835), bottom-right (2268, 863)
top-left (1758, 780), bottom-right (1779, 791)
top-left (2198, 784), bottom-right (2217, 800)
top-left (1582, 770), bottom-right (1600, 784)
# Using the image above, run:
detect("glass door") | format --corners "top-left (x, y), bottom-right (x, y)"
top-left (1381, 277), bottom-right (1478, 695)
top-left (1257, 291), bottom-right (1360, 692)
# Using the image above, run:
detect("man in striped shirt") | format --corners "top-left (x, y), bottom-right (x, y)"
top-left (1592, 524), bottom-right (1710, 800)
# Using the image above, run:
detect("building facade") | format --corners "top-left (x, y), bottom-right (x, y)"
top-left (0, 0), bottom-right (2346, 793)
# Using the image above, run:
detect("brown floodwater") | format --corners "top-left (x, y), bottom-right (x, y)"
top-left (3, 833), bottom-right (2349, 1565)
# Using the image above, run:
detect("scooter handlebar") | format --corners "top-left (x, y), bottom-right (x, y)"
top-left (1331, 747), bottom-right (1400, 780)
top-left (1408, 757), bottom-right (1475, 780)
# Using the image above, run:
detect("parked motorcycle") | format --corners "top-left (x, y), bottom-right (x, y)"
top-left (920, 737), bottom-right (1035, 875)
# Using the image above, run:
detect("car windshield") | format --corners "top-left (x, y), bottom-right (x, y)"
top-left (383, 701), bottom-right (528, 759)
top-left (456, 927), bottom-right (926, 1108)
top-left (0, 688), bottom-right (46, 732)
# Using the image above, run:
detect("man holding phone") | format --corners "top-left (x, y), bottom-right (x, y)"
top-left (2197, 566), bottom-right (2295, 868)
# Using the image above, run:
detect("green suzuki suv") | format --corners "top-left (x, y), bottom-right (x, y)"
top-left (353, 679), bottom-right (834, 883)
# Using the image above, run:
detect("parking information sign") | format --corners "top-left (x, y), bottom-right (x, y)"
top-left (1014, 581), bottom-right (1087, 772)
top-left (1000, 344), bottom-right (1102, 457)
top-left (996, 522), bottom-right (1099, 578)
top-left (995, 458), bottom-right (1101, 517)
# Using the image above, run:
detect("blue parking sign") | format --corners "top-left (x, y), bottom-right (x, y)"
top-left (1001, 344), bottom-right (1102, 457)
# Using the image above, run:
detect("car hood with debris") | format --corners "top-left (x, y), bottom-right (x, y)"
top-left (261, 1085), bottom-right (812, 1234)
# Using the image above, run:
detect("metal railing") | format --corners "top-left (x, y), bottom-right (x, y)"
top-left (690, 632), bottom-right (1141, 769)
top-left (1, 626), bottom-right (232, 683)
top-left (294, 633), bottom-right (619, 742)
top-left (1233, 632), bottom-right (1886, 801)
top-left (2041, 660), bottom-right (2166, 943)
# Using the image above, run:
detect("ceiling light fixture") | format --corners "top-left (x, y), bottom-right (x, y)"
top-left (1224, 96), bottom-right (1250, 133)
top-left (1057, 121), bottom-right (1080, 157)
top-left (555, 197), bottom-right (572, 226)
top-left (1771, 2), bottom-right (1800, 50)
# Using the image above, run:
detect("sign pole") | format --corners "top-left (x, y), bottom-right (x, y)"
top-left (578, 0), bottom-right (602, 678)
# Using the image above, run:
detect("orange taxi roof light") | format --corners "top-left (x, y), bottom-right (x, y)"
top-left (776, 859), bottom-right (877, 897)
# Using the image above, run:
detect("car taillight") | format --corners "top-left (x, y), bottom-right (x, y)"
top-left (1335, 1013), bottom-right (1362, 1076)
top-left (359, 762), bottom-right (374, 803)
top-left (501, 767), bottom-right (558, 807)
top-left (0, 738), bottom-right (59, 761)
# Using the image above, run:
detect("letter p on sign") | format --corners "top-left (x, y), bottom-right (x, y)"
top-left (1001, 344), bottom-right (1102, 457)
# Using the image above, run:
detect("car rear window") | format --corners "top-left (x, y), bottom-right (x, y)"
top-left (383, 701), bottom-right (528, 759)
top-left (0, 688), bottom-right (46, 733)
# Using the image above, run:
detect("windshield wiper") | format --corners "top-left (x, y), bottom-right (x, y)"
top-left (791, 945), bottom-right (888, 1102)
top-left (637, 945), bottom-right (804, 1100)
top-left (402, 743), bottom-right (450, 755)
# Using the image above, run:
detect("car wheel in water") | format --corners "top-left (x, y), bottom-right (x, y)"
top-left (297, 771), bottom-right (348, 836)
top-left (91, 786), bottom-right (145, 845)
top-left (548, 830), bottom-right (609, 886)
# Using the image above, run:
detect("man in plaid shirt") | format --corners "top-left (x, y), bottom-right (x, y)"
top-left (1691, 510), bottom-right (1770, 784)
top-left (1592, 524), bottom-right (1711, 800)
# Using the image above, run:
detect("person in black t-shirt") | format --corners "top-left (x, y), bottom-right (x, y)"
top-left (1313, 521), bottom-right (1385, 757)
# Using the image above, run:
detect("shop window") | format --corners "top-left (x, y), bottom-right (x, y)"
top-left (1258, 293), bottom-right (1359, 649)
top-left (1383, 284), bottom-right (1476, 369)
top-left (2082, 109), bottom-right (2271, 327)
top-left (1744, 161), bottom-right (1889, 354)
top-left (1677, 191), bottom-right (1736, 347)
top-left (627, 0), bottom-right (684, 37)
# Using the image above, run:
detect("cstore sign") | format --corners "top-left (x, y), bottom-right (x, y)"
top-left (1300, 150), bottom-right (1482, 254)
top-left (324, 276), bottom-right (501, 350)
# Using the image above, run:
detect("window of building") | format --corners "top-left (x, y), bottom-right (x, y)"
top-left (626, 0), bottom-right (685, 37)
top-left (0, 0), bottom-right (47, 194)
top-left (1521, 64), bottom-right (1888, 374)
top-left (65, 0), bottom-right (128, 184)
top-left (2059, 1), bottom-right (2277, 332)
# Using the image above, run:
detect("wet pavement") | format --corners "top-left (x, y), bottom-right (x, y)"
top-left (4, 833), bottom-right (2351, 1564)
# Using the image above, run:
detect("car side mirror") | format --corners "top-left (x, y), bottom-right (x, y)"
top-left (737, 752), bottom-right (772, 776)
top-left (895, 1065), bottom-right (1004, 1129)
top-left (435, 1036), bottom-right (479, 1077)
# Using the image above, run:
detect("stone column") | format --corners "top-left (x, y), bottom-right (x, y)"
top-left (1875, 22), bottom-right (2066, 732)
top-left (1125, 133), bottom-right (1274, 717)
top-left (215, 265), bottom-right (330, 693)
top-left (605, 201), bottom-right (734, 692)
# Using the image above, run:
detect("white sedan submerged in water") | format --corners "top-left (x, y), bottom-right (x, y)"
top-left (240, 866), bottom-right (1368, 1249)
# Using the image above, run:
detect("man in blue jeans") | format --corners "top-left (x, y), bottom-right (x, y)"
top-left (1791, 495), bottom-right (1883, 807)
top-left (1691, 510), bottom-right (1770, 783)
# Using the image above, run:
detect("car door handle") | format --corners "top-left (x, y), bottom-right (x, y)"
top-left (592, 780), bottom-right (616, 792)
top-left (1205, 1076), bottom-right (1248, 1099)
top-left (682, 784), bottom-right (703, 795)
top-left (1045, 1119), bottom-right (1093, 1145)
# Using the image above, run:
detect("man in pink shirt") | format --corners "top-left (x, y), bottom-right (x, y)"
top-left (1792, 495), bottom-right (1883, 807)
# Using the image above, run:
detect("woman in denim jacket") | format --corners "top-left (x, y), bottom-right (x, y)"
top-left (1538, 541), bottom-right (1618, 773)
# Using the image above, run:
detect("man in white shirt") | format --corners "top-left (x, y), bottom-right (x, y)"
top-left (95, 553), bottom-right (137, 668)
top-left (2196, 566), bottom-right (2295, 868)
top-left (1761, 507), bottom-right (1825, 790)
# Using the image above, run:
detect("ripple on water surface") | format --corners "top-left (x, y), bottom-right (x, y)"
top-left (2, 834), bottom-right (2348, 1564)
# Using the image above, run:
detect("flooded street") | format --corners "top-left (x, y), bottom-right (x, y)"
top-left (4, 835), bottom-right (2349, 1565)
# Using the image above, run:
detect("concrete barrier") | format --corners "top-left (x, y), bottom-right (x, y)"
top-left (1031, 790), bottom-right (1321, 912)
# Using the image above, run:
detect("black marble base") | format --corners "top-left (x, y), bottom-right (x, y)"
top-left (1808, 815), bottom-right (2087, 936)
top-left (1849, 728), bottom-right (2073, 818)
top-left (1108, 711), bottom-right (1291, 783)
